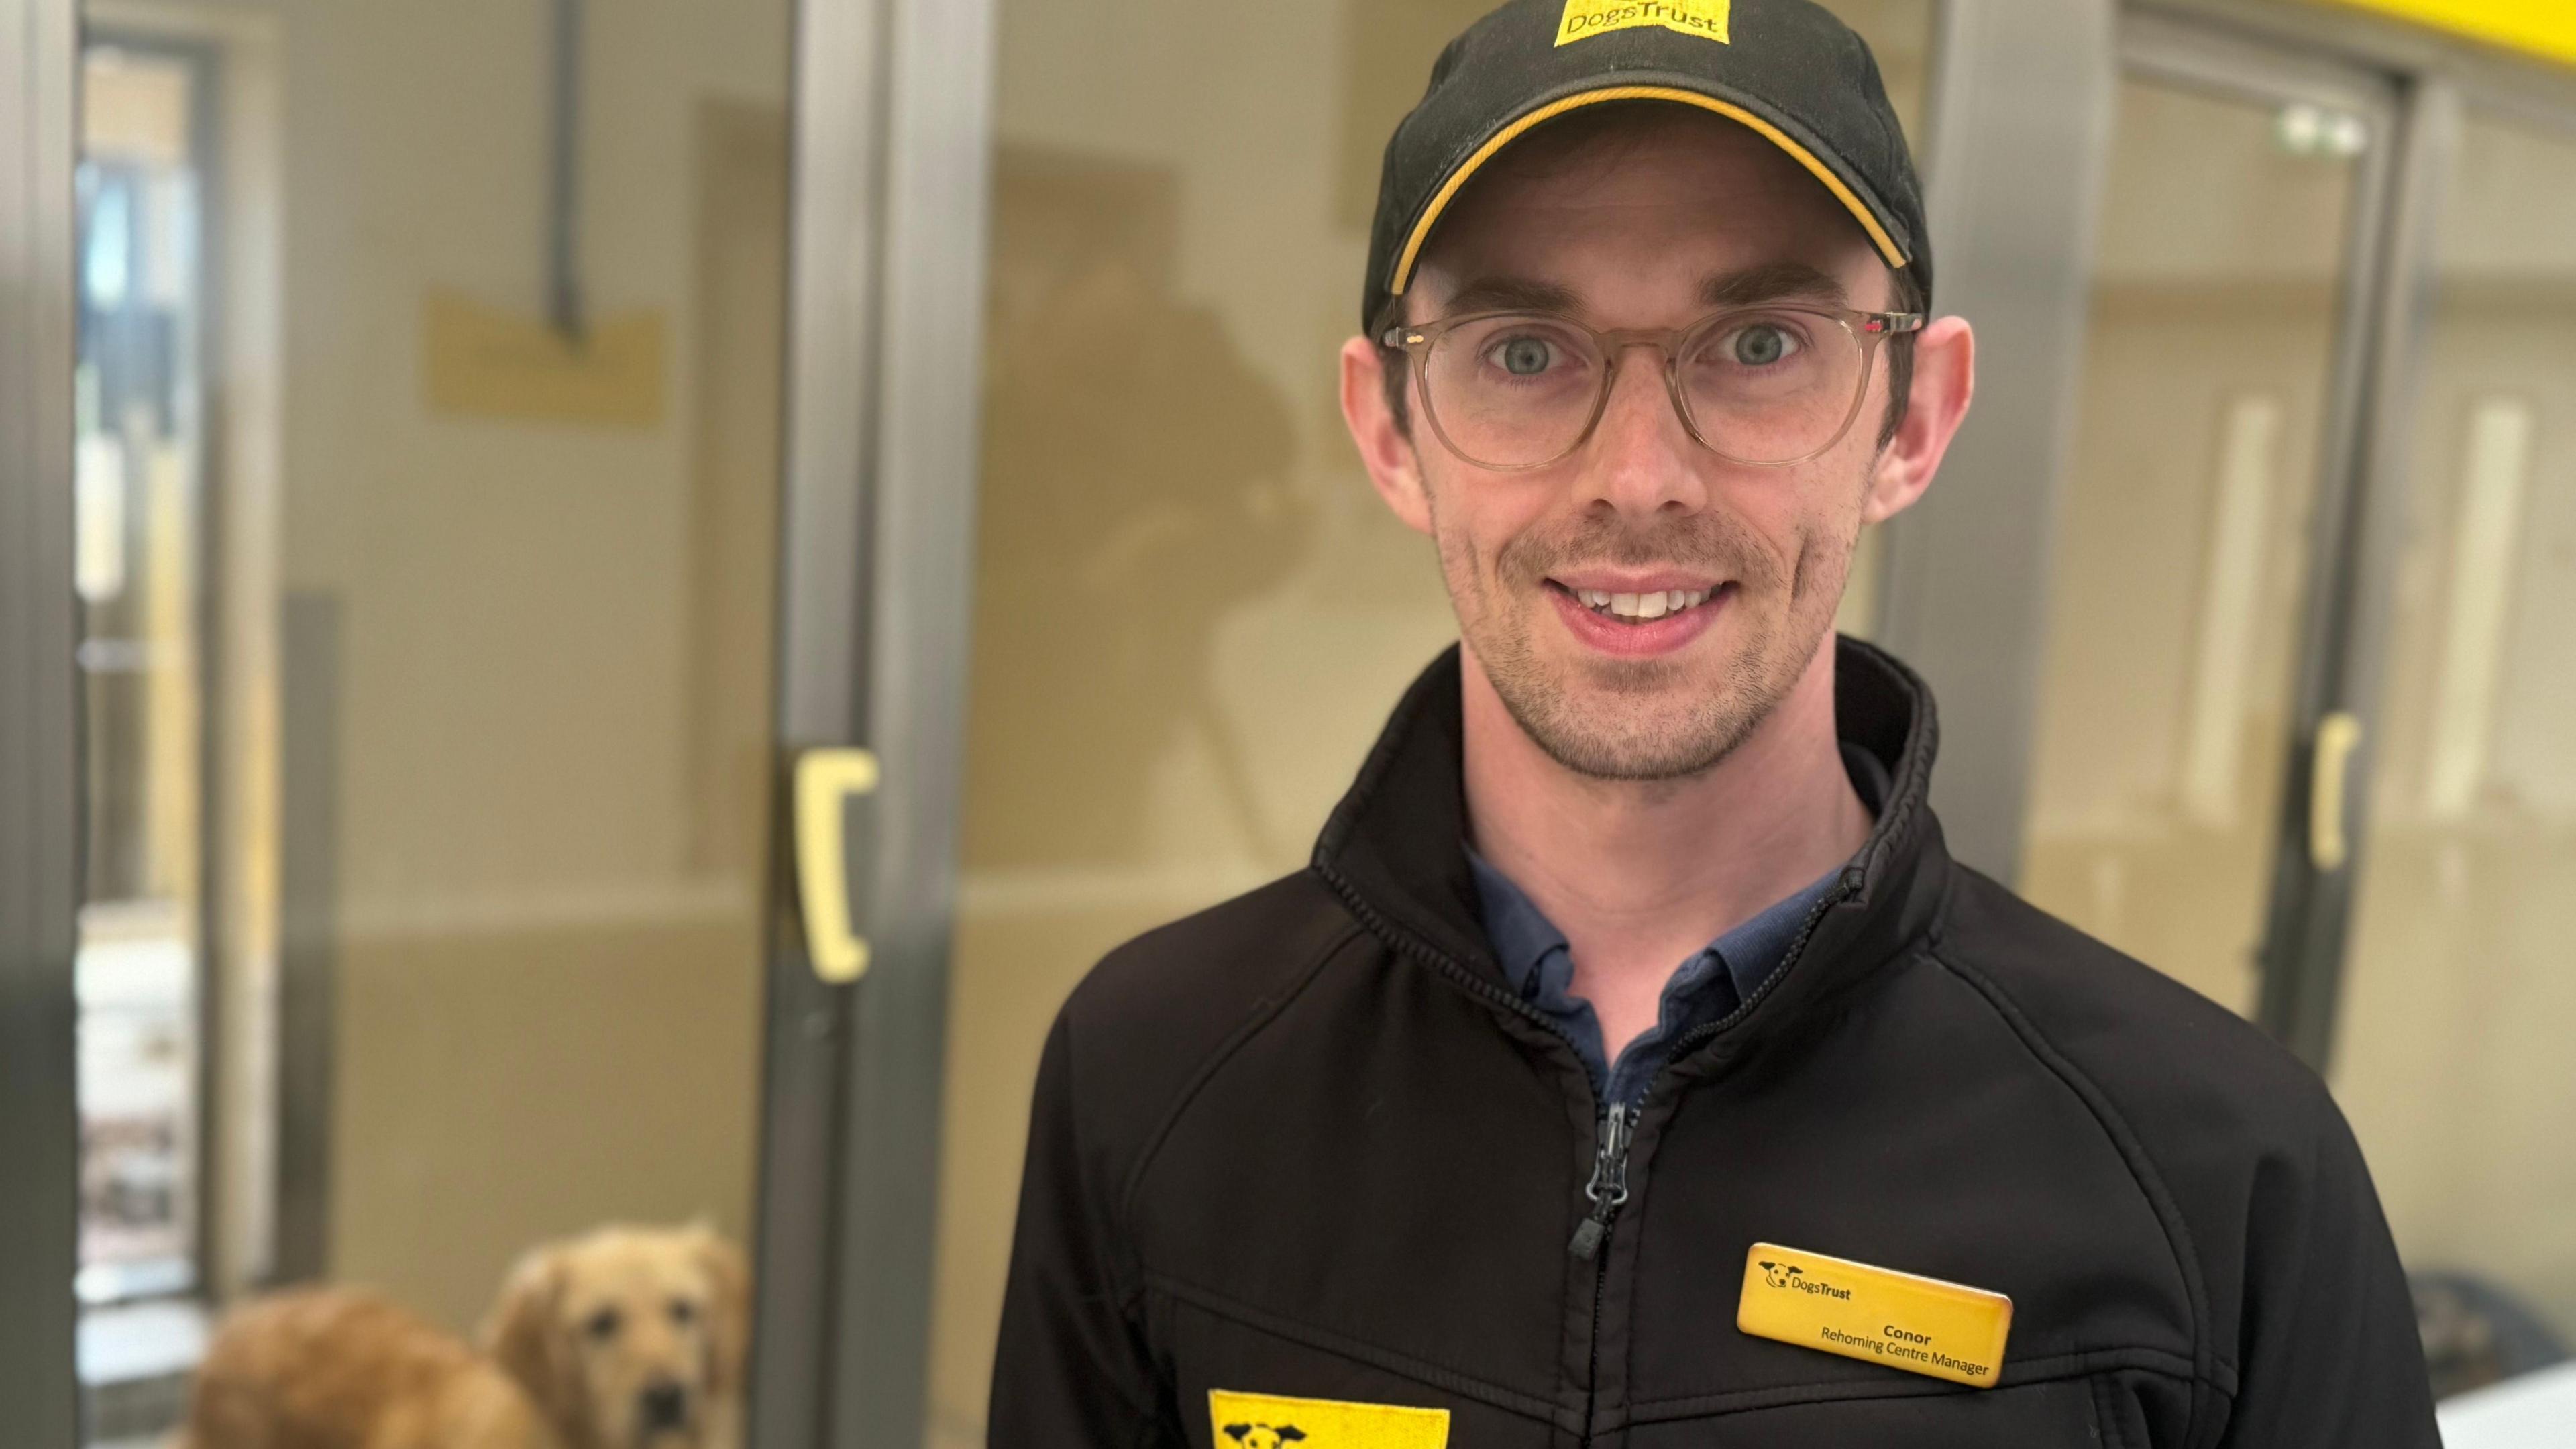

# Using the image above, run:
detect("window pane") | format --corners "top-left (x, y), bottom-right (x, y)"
top-left (2331, 111), bottom-right (2576, 1399)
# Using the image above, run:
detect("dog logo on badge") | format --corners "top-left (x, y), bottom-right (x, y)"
top-left (1222, 1425), bottom-right (1308, 1448)
top-left (1760, 1260), bottom-right (1804, 1290)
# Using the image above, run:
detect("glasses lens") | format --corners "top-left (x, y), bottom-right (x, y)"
top-left (1420, 314), bottom-right (1604, 468)
top-left (1677, 310), bottom-right (1868, 464)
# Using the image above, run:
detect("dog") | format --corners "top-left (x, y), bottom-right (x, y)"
top-left (176, 1223), bottom-right (749, 1449)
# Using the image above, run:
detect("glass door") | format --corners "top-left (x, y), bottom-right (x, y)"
top-left (2, 0), bottom-right (996, 1442)
top-left (2017, 25), bottom-right (2395, 1020)
top-left (2328, 104), bottom-right (2576, 1403)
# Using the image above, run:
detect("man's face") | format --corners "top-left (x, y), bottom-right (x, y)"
top-left (1399, 108), bottom-right (1898, 780)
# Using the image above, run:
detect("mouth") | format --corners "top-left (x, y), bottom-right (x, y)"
top-left (1542, 576), bottom-right (1733, 658)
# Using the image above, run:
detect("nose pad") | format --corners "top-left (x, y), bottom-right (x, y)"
top-left (639, 1377), bottom-right (690, 1432)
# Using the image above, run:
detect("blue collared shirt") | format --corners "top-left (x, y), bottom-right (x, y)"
top-left (1468, 743), bottom-right (1889, 1107)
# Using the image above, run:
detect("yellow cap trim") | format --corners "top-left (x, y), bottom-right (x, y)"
top-left (1387, 85), bottom-right (1909, 298)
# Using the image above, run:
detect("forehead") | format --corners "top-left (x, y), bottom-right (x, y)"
top-left (1410, 105), bottom-right (1880, 315)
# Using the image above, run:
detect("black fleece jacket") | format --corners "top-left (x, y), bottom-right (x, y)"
top-left (991, 639), bottom-right (2439, 1447)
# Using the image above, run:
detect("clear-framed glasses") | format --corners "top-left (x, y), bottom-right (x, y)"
top-left (1380, 305), bottom-right (1926, 471)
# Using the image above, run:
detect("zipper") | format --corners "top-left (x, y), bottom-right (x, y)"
top-left (1316, 861), bottom-right (1863, 1446)
top-left (1567, 1103), bottom-right (1638, 1260)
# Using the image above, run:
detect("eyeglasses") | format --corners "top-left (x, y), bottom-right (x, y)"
top-left (1380, 305), bottom-right (1925, 471)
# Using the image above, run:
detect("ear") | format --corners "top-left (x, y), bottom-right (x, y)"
top-left (689, 1225), bottom-right (753, 1399)
top-left (1339, 334), bottom-right (1433, 537)
top-left (1280, 1430), bottom-right (1307, 1442)
top-left (1222, 1425), bottom-right (1252, 1442)
top-left (1864, 315), bottom-right (1975, 526)
top-left (483, 1246), bottom-right (584, 1443)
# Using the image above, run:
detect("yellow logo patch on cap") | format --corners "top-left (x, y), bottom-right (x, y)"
top-left (1736, 1242), bottom-right (2015, 1388)
top-left (1556, 0), bottom-right (1732, 47)
top-left (1209, 1390), bottom-right (1450, 1448)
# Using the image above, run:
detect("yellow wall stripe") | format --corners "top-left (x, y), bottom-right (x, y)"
top-left (2317, 0), bottom-right (2576, 67)
top-left (1388, 85), bottom-right (1909, 298)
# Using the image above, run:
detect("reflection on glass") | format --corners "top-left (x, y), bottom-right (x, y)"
top-left (74, 42), bottom-right (210, 1419)
top-left (2332, 113), bottom-right (2576, 1401)
top-left (926, 3), bottom-right (1941, 1442)
top-left (2017, 78), bottom-right (2363, 1015)
top-left (71, 5), bottom-right (792, 1444)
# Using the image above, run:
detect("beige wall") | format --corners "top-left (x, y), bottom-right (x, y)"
top-left (136, 0), bottom-right (792, 1333)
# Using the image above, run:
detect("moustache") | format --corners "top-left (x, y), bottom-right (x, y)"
top-left (1493, 513), bottom-right (1777, 587)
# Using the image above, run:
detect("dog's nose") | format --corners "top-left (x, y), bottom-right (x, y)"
top-left (639, 1378), bottom-right (690, 1432)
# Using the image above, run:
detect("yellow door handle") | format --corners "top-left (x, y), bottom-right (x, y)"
top-left (795, 747), bottom-right (880, 983)
top-left (2308, 712), bottom-right (2363, 873)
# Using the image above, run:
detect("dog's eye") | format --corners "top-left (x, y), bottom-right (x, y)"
top-left (584, 1307), bottom-right (623, 1342)
top-left (668, 1297), bottom-right (698, 1328)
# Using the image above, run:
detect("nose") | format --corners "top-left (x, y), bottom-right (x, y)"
top-left (639, 1377), bottom-right (690, 1432)
top-left (1583, 345), bottom-right (1707, 518)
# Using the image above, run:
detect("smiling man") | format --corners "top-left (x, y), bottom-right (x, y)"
top-left (991, 2), bottom-right (2438, 1445)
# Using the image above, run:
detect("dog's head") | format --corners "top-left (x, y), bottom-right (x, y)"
top-left (1222, 1424), bottom-right (1307, 1448)
top-left (483, 1223), bottom-right (749, 1449)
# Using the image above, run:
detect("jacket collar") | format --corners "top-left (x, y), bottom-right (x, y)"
top-left (1310, 635), bottom-right (1952, 1056)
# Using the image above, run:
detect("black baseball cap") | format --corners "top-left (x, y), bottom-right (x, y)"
top-left (1362, 0), bottom-right (1929, 329)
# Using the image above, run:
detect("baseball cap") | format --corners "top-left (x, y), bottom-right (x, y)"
top-left (1362, 0), bottom-right (1929, 329)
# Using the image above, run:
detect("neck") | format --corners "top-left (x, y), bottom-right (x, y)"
top-left (1461, 637), bottom-right (1870, 1048)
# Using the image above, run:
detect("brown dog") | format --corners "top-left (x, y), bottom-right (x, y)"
top-left (178, 1224), bottom-right (749, 1449)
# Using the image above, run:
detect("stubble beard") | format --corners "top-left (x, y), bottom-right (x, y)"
top-left (1438, 496), bottom-right (1854, 782)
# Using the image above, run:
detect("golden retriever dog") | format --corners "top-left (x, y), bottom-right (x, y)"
top-left (177, 1223), bottom-right (749, 1449)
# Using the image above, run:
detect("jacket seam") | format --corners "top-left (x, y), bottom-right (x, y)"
top-left (1147, 1271), bottom-right (1563, 1424)
top-left (1112, 918), bottom-right (1367, 1235)
top-left (1923, 912), bottom-right (2235, 1416)
top-left (1623, 1345), bottom-right (2198, 1423)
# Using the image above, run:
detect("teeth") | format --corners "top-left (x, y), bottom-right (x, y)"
top-left (1570, 584), bottom-right (1716, 620)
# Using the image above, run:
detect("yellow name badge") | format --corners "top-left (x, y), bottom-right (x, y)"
top-left (1210, 1390), bottom-right (1450, 1448)
top-left (1556, 0), bottom-right (1732, 47)
top-left (1736, 1242), bottom-right (2013, 1388)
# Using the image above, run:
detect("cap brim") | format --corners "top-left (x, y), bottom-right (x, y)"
top-left (1387, 84), bottom-right (1913, 299)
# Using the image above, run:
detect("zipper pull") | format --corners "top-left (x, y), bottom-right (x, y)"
top-left (1568, 1105), bottom-right (1639, 1260)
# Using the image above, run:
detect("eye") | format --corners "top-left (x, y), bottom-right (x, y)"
top-left (584, 1306), bottom-right (622, 1342)
top-left (1492, 335), bottom-right (1556, 376)
top-left (1726, 323), bottom-right (1803, 366)
top-left (669, 1297), bottom-right (700, 1328)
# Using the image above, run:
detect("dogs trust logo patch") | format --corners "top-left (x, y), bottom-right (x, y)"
top-left (1208, 1391), bottom-right (1450, 1448)
top-left (1556, 0), bottom-right (1732, 47)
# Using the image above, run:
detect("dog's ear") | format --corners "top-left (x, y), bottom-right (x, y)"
top-left (1222, 1426), bottom-right (1251, 1443)
top-left (1279, 1430), bottom-right (1307, 1443)
top-left (483, 1245), bottom-right (584, 1443)
top-left (687, 1224), bottom-right (753, 1399)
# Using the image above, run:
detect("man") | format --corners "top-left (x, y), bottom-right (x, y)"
top-left (991, 1), bottom-right (2438, 1444)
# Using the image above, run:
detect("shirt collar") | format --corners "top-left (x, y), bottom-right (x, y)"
top-left (1466, 740), bottom-right (1890, 1006)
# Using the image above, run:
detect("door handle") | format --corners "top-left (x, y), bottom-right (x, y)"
top-left (794, 747), bottom-right (880, 983)
top-left (2308, 712), bottom-right (2363, 873)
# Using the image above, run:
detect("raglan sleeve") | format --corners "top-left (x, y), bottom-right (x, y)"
top-left (989, 1010), bottom-right (1181, 1447)
top-left (2217, 1095), bottom-right (2439, 1448)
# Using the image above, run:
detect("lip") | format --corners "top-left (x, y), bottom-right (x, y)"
top-left (1546, 580), bottom-right (1731, 659)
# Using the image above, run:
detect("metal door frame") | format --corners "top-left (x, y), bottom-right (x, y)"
top-left (754, 0), bottom-right (997, 1445)
top-left (0, 0), bottom-right (83, 1435)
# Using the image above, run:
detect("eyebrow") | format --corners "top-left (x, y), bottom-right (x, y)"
top-left (1428, 260), bottom-right (1853, 322)
top-left (1700, 260), bottom-right (1851, 309)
